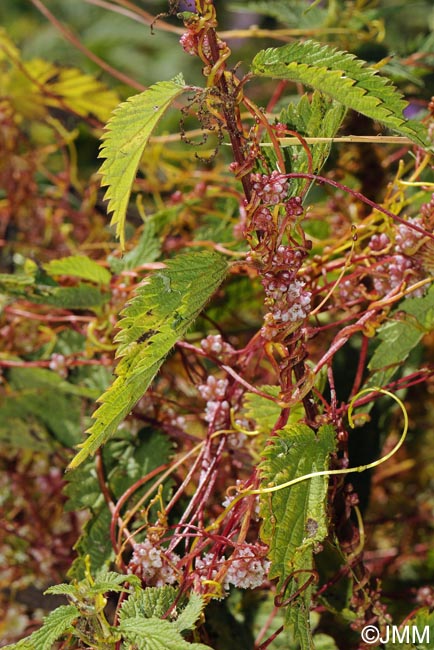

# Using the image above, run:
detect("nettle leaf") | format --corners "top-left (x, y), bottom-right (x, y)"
top-left (44, 255), bottom-right (111, 285)
top-left (280, 91), bottom-right (346, 192)
top-left (109, 219), bottom-right (162, 273)
top-left (99, 75), bottom-right (185, 248)
top-left (367, 284), bottom-right (434, 388)
top-left (120, 616), bottom-right (212, 650)
top-left (173, 592), bottom-right (205, 634)
top-left (69, 250), bottom-right (227, 469)
top-left (252, 40), bottom-right (428, 147)
top-left (2, 605), bottom-right (79, 650)
top-left (68, 505), bottom-right (114, 579)
top-left (260, 424), bottom-right (336, 649)
top-left (119, 586), bottom-right (204, 633)
top-left (119, 586), bottom-right (178, 622)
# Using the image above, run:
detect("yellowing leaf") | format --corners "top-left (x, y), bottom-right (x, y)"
top-left (98, 75), bottom-right (185, 248)
top-left (7, 58), bottom-right (119, 122)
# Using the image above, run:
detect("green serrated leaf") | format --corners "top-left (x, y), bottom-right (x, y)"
top-left (106, 429), bottom-right (173, 501)
top-left (252, 40), bottom-right (428, 147)
top-left (2, 605), bottom-right (79, 650)
top-left (113, 219), bottom-right (162, 272)
top-left (89, 570), bottom-right (141, 595)
top-left (173, 592), bottom-right (205, 633)
top-left (44, 583), bottom-right (78, 597)
top-left (99, 75), bottom-right (185, 248)
top-left (119, 586), bottom-right (178, 622)
top-left (280, 91), bottom-right (346, 192)
top-left (44, 255), bottom-right (112, 285)
top-left (68, 504), bottom-right (114, 579)
top-left (260, 424), bottom-right (336, 649)
top-left (120, 616), bottom-right (213, 650)
top-left (69, 250), bottom-right (227, 469)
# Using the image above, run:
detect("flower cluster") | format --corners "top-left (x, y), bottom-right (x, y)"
top-left (180, 31), bottom-right (199, 56)
top-left (251, 171), bottom-right (288, 205)
top-left (194, 544), bottom-right (270, 593)
top-left (262, 267), bottom-right (311, 339)
top-left (373, 253), bottom-right (424, 297)
top-left (369, 232), bottom-right (390, 252)
top-left (421, 193), bottom-right (434, 223)
top-left (395, 217), bottom-right (425, 255)
top-left (198, 375), bottom-right (230, 426)
top-left (285, 195), bottom-right (304, 220)
top-left (225, 546), bottom-right (271, 589)
top-left (128, 539), bottom-right (180, 587)
top-left (271, 245), bottom-right (305, 270)
top-left (251, 206), bottom-right (274, 232)
top-left (200, 334), bottom-right (235, 362)
top-left (48, 353), bottom-right (67, 378)
top-left (341, 216), bottom-right (430, 302)
top-left (180, 32), bottom-right (214, 59)
top-left (367, 217), bottom-right (428, 298)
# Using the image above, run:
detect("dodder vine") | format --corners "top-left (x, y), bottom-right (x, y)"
top-left (3, 1), bottom-right (434, 649)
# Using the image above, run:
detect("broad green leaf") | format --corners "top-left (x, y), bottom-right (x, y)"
top-left (120, 616), bottom-right (213, 650)
top-left (0, 368), bottom-right (87, 448)
top-left (243, 385), bottom-right (303, 434)
top-left (44, 255), bottom-right (111, 285)
top-left (260, 424), bottom-right (336, 649)
top-left (0, 271), bottom-right (108, 312)
top-left (69, 250), bottom-right (227, 469)
top-left (9, 366), bottom-right (97, 399)
top-left (99, 75), bottom-right (185, 248)
top-left (119, 586), bottom-right (203, 632)
top-left (367, 285), bottom-right (434, 388)
top-left (252, 40), bottom-right (427, 147)
top-left (2, 605), bottom-right (79, 650)
top-left (30, 284), bottom-right (108, 311)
